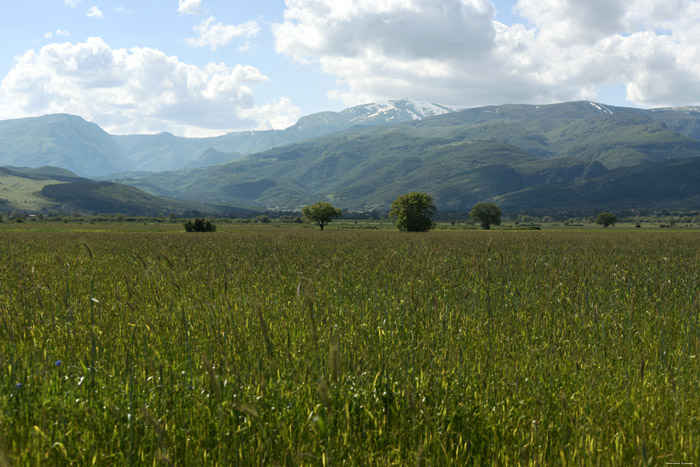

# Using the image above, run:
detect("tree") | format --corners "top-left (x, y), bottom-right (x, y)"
top-left (596, 212), bottom-right (617, 228)
top-left (302, 202), bottom-right (342, 230)
top-left (470, 203), bottom-right (502, 230)
top-left (389, 192), bottom-right (436, 232)
top-left (184, 218), bottom-right (216, 232)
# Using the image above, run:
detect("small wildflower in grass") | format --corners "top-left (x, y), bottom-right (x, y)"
top-left (54, 360), bottom-right (62, 367)
top-left (15, 383), bottom-right (22, 389)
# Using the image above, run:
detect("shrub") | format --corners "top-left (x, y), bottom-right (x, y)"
top-left (184, 218), bottom-right (216, 232)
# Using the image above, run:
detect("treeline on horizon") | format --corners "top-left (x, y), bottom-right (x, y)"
top-left (2, 207), bottom-right (700, 226)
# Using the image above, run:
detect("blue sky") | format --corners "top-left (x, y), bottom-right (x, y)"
top-left (1, 0), bottom-right (699, 136)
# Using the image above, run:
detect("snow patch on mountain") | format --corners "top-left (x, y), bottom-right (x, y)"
top-left (346, 99), bottom-right (456, 123)
top-left (664, 106), bottom-right (700, 114)
top-left (589, 102), bottom-right (614, 115)
top-left (291, 99), bottom-right (457, 133)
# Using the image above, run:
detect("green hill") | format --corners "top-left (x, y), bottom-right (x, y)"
top-left (39, 181), bottom-right (241, 216)
top-left (0, 165), bottom-right (248, 216)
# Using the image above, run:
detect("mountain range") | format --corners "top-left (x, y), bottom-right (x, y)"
top-left (0, 100), bottom-right (454, 176)
top-left (3, 99), bottom-right (700, 214)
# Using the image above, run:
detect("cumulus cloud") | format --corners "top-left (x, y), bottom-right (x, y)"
top-left (0, 37), bottom-right (300, 136)
top-left (185, 17), bottom-right (260, 51)
top-left (86, 6), bottom-right (103, 18)
top-left (178, 0), bottom-right (203, 15)
top-left (64, 0), bottom-right (81, 7)
top-left (273, 0), bottom-right (700, 108)
top-left (275, 0), bottom-right (495, 61)
top-left (515, 0), bottom-right (695, 45)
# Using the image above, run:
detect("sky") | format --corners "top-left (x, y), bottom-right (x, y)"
top-left (1, 0), bottom-right (700, 137)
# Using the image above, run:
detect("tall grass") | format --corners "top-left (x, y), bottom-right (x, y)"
top-left (0, 229), bottom-right (698, 464)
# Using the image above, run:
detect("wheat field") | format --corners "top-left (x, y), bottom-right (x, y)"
top-left (1, 229), bottom-right (698, 464)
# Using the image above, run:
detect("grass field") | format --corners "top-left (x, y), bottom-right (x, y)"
top-left (1, 228), bottom-right (699, 464)
top-left (0, 174), bottom-right (63, 211)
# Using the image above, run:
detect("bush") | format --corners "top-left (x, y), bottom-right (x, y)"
top-left (184, 218), bottom-right (216, 232)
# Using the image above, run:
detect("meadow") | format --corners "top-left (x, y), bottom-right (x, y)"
top-left (0, 227), bottom-right (699, 464)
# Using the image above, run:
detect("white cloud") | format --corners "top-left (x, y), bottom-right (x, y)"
top-left (86, 6), bottom-right (103, 18)
top-left (64, 0), bottom-right (81, 7)
top-left (514, 0), bottom-right (695, 45)
top-left (114, 6), bottom-right (134, 14)
top-left (273, 0), bottom-right (700, 108)
top-left (0, 37), bottom-right (300, 136)
top-left (178, 0), bottom-right (203, 15)
top-left (44, 30), bottom-right (71, 39)
top-left (185, 17), bottom-right (260, 51)
top-left (275, 0), bottom-right (496, 61)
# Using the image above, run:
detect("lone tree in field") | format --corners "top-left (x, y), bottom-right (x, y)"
top-left (184, 218), bottom-right (216, 232)
top-left (389, 192), bottom-right (436, 232)
top-left (302, 202), bottom-right (342, 230)
top-left (596, 212), bottom-right (617, 228)
top-left (470, 202), bottom-right (502, 229)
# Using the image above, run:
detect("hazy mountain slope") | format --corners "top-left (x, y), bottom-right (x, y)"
top-left (183, 149), bottom-right (242, 169)
top-left (112, 132), bottom-right (210, 172)
top-left (112, 99), bottom-right (456, 172)
top-left (0, 114), bottom-right (130, 177)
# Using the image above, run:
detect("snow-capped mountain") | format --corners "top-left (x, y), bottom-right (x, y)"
top-left (292, 99), bottom-right (456, 133)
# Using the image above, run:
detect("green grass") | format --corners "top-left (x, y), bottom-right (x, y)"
top-left (0, 173), bottom-right (64, 211)
top-left (0, 229), bottom-right (699, 464)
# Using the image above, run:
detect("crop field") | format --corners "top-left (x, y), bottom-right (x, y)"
top-left (1, 228), bottom-right (699, 464)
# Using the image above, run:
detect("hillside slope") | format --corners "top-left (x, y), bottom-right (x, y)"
top-left (0, 166), bottom-right (245, 216)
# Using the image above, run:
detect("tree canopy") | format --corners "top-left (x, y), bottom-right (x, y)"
top-left (302, 202), bottom-right (342, 230)
top-left (596, 212), bottom-right (617, 227)
top-left (389, 192), bottom-right (436, 232)
top-left (470, 203), bottom-right (502, 229)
